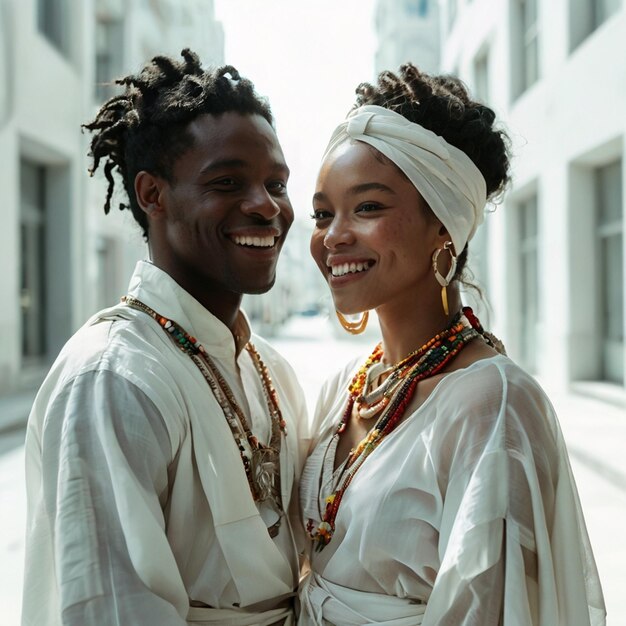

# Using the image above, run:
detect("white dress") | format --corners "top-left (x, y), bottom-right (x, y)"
top-left (23, 261), bottom-right (309, 626)
top-left (299, 354), bottom-right (606, 626)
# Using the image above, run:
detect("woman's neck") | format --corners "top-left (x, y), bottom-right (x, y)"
top-left (376, 285), bottom-right (462, 365)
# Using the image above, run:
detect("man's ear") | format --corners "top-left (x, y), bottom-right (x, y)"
top-left (135, 171), bottom-right (166, 218)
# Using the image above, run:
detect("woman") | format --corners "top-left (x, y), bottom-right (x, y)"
top-left (299, 65), bottom-right (605, 625)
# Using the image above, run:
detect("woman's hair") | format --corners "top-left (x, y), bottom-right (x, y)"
top-left (83, 48), bottom-right (273, 240)
top-left (354, 63), bottom-right (511, 281)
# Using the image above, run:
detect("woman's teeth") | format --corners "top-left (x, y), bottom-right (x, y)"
top-left (330, 262), bottom-right (370, 277)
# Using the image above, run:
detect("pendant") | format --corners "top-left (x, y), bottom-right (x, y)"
top-left (251, 445), bottom-right (278, 502)
top-left (357, 395), bottom-right (390, 420)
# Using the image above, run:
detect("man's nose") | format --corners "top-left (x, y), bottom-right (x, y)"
top-left (240, 186), bottom-right (281, 221)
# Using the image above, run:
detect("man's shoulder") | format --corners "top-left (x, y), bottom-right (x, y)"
top-left (47, 310), bottom-right (184, 395)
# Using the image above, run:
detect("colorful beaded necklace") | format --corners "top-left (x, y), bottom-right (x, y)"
top-left (311, 308), bottom-right (481, 551)
top-left (122, 296), bottom-right (287, 535)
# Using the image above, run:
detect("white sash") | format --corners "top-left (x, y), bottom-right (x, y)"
top-left (187, 603), bottom-right (294, 625)
top-left (299, 572), bottom-right (426, 625)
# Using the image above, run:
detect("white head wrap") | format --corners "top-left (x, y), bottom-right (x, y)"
top-left (322, 104), bottom-right (487, 255)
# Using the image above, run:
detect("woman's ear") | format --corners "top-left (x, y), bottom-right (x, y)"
top-left (135, 171), bottom-right (166, 218)
top-left (434, 220), bottom-right (455, 254)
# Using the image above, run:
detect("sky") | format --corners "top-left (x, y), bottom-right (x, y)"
top-left (213, 0), bottom-right (377, 224)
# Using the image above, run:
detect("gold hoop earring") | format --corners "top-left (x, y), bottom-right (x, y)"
top-left (432, 241), bottom-right (457, 316)
top-left (336, 310), bottom-right (369, 335)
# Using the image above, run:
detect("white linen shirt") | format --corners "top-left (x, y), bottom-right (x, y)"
top-left (23, 260), bottom-right (308, 626)
top-left (300, 354), bottom-right (606, 626)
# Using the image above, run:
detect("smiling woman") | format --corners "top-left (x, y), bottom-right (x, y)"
top-left (299, 63), bottom-right (606, 626)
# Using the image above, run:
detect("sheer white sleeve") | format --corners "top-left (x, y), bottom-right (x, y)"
top-left (423, 364), bottom-right (605, 626)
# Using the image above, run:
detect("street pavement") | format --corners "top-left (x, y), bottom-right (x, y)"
top-left (1, 314), bottom-right (625, 625)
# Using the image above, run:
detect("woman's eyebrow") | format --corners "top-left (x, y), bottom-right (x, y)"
top-left (313, 182), bottom-right (396, 203)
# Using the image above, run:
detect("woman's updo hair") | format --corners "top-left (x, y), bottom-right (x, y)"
top-left (354, 62), bottom-right (511, 280)
top-left (355, 63), bottom-right (510, 200)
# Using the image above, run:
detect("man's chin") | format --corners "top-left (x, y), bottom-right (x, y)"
top-left (243, 276), bottom-right (276, 296)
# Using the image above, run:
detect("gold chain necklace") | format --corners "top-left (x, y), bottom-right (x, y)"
top-left (122, 296), bottom-right (286, 536)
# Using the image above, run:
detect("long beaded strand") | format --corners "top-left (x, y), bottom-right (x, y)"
top-left (121, 296), bottom-right (286, 509)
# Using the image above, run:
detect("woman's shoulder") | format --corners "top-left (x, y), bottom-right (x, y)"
top-left (432, 354), bottom-right (560, 452)
top-left (442, 354), bottom-right (549, 408)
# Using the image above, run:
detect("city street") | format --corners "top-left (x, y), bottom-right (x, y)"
top-left (1, 315), bottom-right (625, 625)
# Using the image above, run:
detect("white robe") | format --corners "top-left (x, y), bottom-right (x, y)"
top-left (299, 354), bottom-right (606, 626)
top-left (22, 261), bottom-right (308, 626)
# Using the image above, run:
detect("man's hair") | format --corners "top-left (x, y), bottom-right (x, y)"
top-left (83, 48), bottom-right (273, 240)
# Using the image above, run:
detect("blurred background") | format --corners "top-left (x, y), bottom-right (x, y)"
top-left (0, 0), bottom-right (625, 624)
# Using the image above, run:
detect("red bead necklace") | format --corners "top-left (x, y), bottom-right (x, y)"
top-left (311, 308), bottom-right (481, 551)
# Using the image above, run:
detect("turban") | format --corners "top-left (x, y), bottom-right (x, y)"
top-left (323, 105), bottom-right (487, 255)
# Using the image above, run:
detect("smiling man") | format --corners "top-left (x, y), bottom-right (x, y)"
top-left (22, 50), bottom-right (307, 626)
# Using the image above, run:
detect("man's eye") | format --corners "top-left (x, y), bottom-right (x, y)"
top-left (267, 181), bottom-right (287, 192)
top-left (213, 178), bottom-right (237, 186)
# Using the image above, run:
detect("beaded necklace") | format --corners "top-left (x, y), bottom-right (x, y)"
top-left (311, 308), bottom-right (481, 551)
top-left (122, 296), bottom-right (286, 536)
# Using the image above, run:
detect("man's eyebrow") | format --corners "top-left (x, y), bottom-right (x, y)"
top-left (199, 159), bottom-right (290, 176)
top-left (199, 159), bottom-right (248, 175)
top-left (313, 182), bottom-right (396, 203)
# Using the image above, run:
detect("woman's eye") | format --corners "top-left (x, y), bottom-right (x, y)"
top-left (310, 209), bottom-right (332, 222)
top-left (357, 202), bottom-right (381, 213)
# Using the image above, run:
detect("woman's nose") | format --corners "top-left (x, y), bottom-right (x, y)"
top-left (323, 215), bottom-right (356, 249)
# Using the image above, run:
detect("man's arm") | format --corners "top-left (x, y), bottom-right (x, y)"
top-left (24, 369), bottom-right (189, 626)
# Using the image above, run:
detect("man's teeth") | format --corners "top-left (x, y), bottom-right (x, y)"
top-left (232, 235), bottom-right (275, 247)
top-left (330, 262), bottom-right (370, 277)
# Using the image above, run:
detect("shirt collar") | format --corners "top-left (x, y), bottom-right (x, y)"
top-left (126, 260), bottom-right (251, 359)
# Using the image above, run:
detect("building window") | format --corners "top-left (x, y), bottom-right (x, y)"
top-left (20, 161), bottom-right (47, 360)
top-left (406, 0), bottom-right (430, 16)
top-left (473, 49), bottom-right (490, 102)
top-left (519, 194), bottom-right (539, 373)
top-left (95, 17), bottom-right (124, 101)
top-left (36, 0), bottom-right (69, 56)
top-left (512, 0), bottom-right (539, 98)
top-left (448, 0), bottom-right (458, 31)
top-left (596, 159), bottom-right (623, 383)
top-left (592, 0), bottom-right (622, 26)
top-left (96, 237), bottom-right (120, 311)
top-left (570, 0), bottom-right (621, 51)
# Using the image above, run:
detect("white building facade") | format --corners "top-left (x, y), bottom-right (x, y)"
top-left (375, 0), bottom-right (440, 74)
top-left (438, 0), bottom-right (625, 395)
top-left (0, 0), bottom-right (223, 399)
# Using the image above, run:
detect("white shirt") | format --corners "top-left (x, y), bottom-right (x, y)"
top-left (23, 260), bottom-right (308, 626)
top-left (300, 354), bottom-right (606, 626)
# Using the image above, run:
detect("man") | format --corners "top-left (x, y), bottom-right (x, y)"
top-left (22, 49), bottom-right (307, 625)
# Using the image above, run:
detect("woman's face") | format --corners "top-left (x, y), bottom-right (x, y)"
top-left (310, 140), bottom-right (445, 316)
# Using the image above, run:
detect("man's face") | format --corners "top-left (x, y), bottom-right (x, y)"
top-left (151, 112), bottom-right (294, 305)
